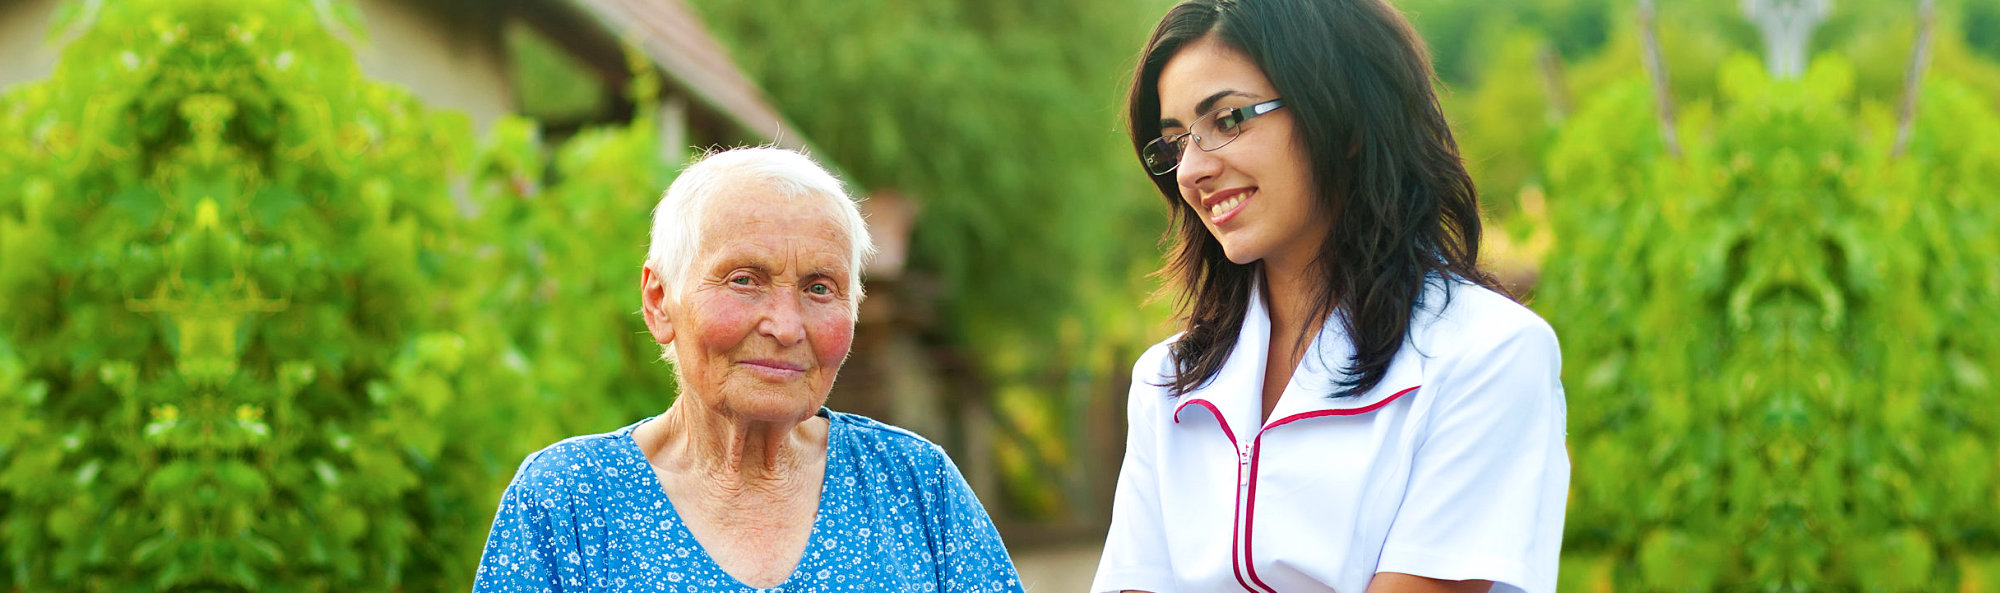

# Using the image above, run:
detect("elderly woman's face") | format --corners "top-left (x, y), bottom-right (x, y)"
top-left (643, 183), bottom-right (857, 425)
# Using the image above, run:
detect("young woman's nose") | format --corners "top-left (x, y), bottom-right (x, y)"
top-left (1174, 142), bottom-right (1223, 190)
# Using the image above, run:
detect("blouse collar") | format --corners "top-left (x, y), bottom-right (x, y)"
top-left (1174, 272), bottom-right (1423, 435)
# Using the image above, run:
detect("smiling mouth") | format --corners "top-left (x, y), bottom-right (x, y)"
top-left (1207, 189), bottom-right (1254, 223)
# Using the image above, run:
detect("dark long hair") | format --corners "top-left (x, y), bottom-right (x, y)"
top-left (1130, 0), bottom-right (1509, 398)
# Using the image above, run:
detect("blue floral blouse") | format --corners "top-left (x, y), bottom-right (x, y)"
top-left (472, 408), bottom-right (1024, 592)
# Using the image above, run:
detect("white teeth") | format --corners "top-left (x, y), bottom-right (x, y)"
top-left (1211, 193), bottom-right (1248, 217)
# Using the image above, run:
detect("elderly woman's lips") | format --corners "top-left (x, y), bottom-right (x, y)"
top-left (740, 359), bottom-right (808, 379)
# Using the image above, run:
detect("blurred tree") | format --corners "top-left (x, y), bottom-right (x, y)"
top-left (682, 0), bottom-right (1176, 521)
top-left (1828, 0), bottom-right (2000, 109)
top-left (504, 23), bottom-right (612, 127)
top-left (1539, 48), bottom-right (2000, 591)
top-left (1966, 0), bottom-right (2000, 60)
top-left (1432, 4), bottom-right (2000, 585)
top-left (1441, 0), bottom-right (1748, 225)
top-left (0, 0), bottom-right (673, 590)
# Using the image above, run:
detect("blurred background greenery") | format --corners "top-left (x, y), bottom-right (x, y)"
top-left (0, 0), bottom-right (1995, 590)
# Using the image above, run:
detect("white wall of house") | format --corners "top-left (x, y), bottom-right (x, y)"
top-left (349, 0), bottom-right (514, 132)
top-left (2, 0), bottom-right (513, 131)
top-left (0, 0), bottom-right (62, 92)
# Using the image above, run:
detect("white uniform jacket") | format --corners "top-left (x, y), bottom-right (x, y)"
top-left (1092, 276), bottom-right (1568, 593)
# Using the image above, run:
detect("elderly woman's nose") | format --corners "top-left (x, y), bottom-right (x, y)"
top-left (757, 291), bottom-right (809, 346)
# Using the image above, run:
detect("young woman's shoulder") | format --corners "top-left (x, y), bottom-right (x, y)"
top-left (1412, 277), bottom-right (1559, 363)
top-left (1119, 334), bottom-right (1187, 417)
top-left (1131, 333), bottom-right (1183, 386)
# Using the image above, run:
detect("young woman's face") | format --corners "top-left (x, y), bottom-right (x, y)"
top-left (1156, 35), bottom-right (1329, 272)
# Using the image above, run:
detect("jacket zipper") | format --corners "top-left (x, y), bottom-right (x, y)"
top-left (1233, 441), bottom-right (1270, 593)
top-left (1206, 385), bottom-right (1421, 593)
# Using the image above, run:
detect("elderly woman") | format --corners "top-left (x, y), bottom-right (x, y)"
top-left (473, 147), bottom-right (1023, 592)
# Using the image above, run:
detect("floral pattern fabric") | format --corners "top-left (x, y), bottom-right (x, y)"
top-left (474, 409), bottom-right (1024, 593)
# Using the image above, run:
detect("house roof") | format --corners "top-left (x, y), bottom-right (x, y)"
top-left (526, 0), bottom-right (809, 152)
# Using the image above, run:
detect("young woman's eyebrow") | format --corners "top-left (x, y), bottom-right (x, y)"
top-left (1195, 90), bottom-right (1251, 117)
top-left (1160, 89), bottom-right (1254, 129)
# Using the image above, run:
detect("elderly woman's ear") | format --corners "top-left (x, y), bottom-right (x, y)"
top-left (640, 265), bottom-right (675, 346)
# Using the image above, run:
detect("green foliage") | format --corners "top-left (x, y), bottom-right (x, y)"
top-left (8, 0), bottom-right (1993, 588)
top-left (1441, 29), bottom-right (1560, 216)
top-left (0, 0), bottom-right (671, 590)
top-left (1439, 0), bottom-right (1752, 216)
top-left (684, 0), bottom-right (1176, 519)
top-left (1403, 0), bottom-right (1612, 86)
top-left (1834, 2), bottom-right (2000, 114)
top-left (504, 24), bottom-right (610, 124)
top-left (685, 0), bottom-right (1169, 350)
top-left (1538, 51), bottom-right (2000, 590)
top-left (1965, 1), bottom-right (2000, 62)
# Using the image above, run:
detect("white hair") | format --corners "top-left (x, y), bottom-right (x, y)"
top-left (645, 146), bottom-right (875, 321)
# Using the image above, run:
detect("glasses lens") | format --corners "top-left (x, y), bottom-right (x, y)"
top-left (1193, 107), bottom-right (1243, 152)
top-left (1142, 137), bottom-right (1181, 175)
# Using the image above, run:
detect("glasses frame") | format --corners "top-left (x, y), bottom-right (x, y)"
top-left (1142, 98), bottom-right (1286, 176)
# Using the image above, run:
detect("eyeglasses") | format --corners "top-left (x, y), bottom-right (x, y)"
top-left (1141, 98), bottom-right (1286, 176)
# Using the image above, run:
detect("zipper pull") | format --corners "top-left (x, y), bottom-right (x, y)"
top-left (1237, 443), bottom-right (1253, 486)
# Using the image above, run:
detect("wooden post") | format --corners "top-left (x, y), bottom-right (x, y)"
top-left (657, 94), bottom-right (689, 167)
top-left (1537, 44), bottom-right (1571, 124)
top-left (1639, 0), bottom-right (1681, 158)
top-left (1893, 0), bottom-right (1937, 158)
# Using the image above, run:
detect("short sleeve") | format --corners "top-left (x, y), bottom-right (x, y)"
top-left (925, 449), bottom-right (1026, 593)
top-left (1375, 318), bottom-right (1569, 593)
top-left (1091, 346), bottom-right (1177, 593)
top-left (473, 452), bottom-right (578, 593)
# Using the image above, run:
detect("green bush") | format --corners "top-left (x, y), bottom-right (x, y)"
top-left (1539, 54), bottom-right (2000, 590)
top-left (0, 1), bottom-right (672, 590)
top-left (684, 0), bottom-right (1176, 522)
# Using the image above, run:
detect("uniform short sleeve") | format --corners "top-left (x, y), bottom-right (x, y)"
top-left (1091, 346), bottom-right (1177, 593)
top-left (1375, 318), bottom-right (1569, 593)
top-left (473, 451), bottom-right (580, 593)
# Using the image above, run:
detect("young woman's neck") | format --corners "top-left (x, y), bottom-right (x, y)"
top-left (1260, 254), bottom-right (1327, 348)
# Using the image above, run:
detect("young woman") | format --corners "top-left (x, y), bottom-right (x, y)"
top-left (1091, 1), bottom-right (1569, 592)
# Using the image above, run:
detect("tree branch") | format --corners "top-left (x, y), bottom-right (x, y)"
top-left (1893, 0), bottom-right (1937, 157)
top-left (1639, 0), bottom-right (1681, 157)
top-left (1538, 43), bottom-right (1571, 123)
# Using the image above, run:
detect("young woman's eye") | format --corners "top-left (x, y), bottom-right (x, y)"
top-left (1214, 108), bottom-right (1244, 133)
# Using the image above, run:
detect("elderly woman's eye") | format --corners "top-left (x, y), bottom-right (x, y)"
top-left (730, 275), bottom-right (753, 286)
top-left (808, 282), bottom-right (833, 295)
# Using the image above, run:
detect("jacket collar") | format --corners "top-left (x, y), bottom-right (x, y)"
top-left (1174, 273), bottom-right (1423, 435)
